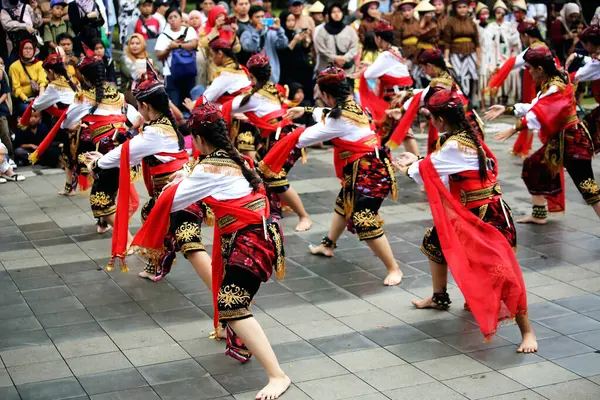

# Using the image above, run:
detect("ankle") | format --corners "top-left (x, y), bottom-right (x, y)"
top-left (320, 236), bottom-right (337, 249)
top-left (269, 369), bottom-right (288, 380)
top-left (532, 204), bottom-right (547, 219)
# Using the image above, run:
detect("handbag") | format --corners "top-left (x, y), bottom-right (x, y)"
top-left (21, 61), bottom-right (40, 97)
top-left (163, 28), bottom-right (197, 78)
top-left (334, 35), bottom-right (354, 70)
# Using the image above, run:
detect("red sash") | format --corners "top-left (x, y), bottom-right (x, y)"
top-left (359, 71), bottom-right (389, 123)
top-left (244, 109), bottom-right (291, 138)
top-left (379, 75), bottom-right (414, 91)
top-left (331, 134), bottom-right (379, 180)
top-left (258, 127), bottom-right (306, 177)
top-left (141, 151), bottom-right (189, 196)
top-left (387, 90), bottom-right (423, 149)
top-left (419, 142), bottom-right (527, 340)
top-left (195, 85), bottom-right (252, 107)
top-left (511, 69), bottom-right (537, 157)
top-left (83, 115), bottom-right (128, 144)
top-left (28, 110), bottom-right (68, 165)
top-left (488, 56), bottom-right (517, 90)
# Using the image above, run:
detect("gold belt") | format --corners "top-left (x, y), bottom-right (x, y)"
top-left (402, 36), bottom-right (419, 46)
top-left (460, 184), bottom-right (502, 206)
top-left (453, 37), bottom-right (473, 43)
top-left (90, 123), bottom-right (125, 140)
top-left (417, 42), bottom-right (436, 49)
top-left (216, 198), bottom-right (267, 230)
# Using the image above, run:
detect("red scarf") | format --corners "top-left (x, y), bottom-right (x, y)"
top-left (359, 71), bottom-right (389, 123)
top-left (330, 135), bottom-right (379, 180)
top-left (28, 107), bottom-right (68, 165)
top-left (387, 90), bottom-right (423, 149)
top-left (511, 69), bottom-right (537, 157)
top-left (418, 146), bottom-right (527, 340)
top-left (488, 55), bottom-right (517, 90)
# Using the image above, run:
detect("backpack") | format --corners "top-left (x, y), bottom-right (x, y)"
top-left (163, 27), bottom-right (197, 78)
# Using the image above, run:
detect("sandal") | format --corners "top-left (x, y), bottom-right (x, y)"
top-left (3, 174), bottom-right (25, 182)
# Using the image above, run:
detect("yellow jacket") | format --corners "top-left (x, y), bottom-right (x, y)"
top-left (9, 60), bottom-right (48, 101)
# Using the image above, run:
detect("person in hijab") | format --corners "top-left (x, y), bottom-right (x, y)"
top-left (550, 2), bottom-right (580, 64)
top-left (315, 4), bottom-right (359, 75)
top-left (278, 9), bottom-right (314, 102)
top-left (68, 0), bottom-right (105, 56)
top-left (9, 40), bottom-right (48, 115)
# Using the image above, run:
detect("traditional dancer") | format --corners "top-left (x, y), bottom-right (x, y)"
top-left (85, 64), bottom-right (211, 282)
top-left (130, 101), bottom-right (291, 400)
top-left (223, 54), bottom-right (312, 232)
top-left (261, 66), bottom-right (402, 286)
top-left (486, 45), bottom-right (600, 222)
top-left (443, 0), bottom-right (481, 103)
top-left (61, 46), bottom-right (142, 233)
top-left (475, 2), bottom-right (492, 109)
top-left (358, 21), bottom-right (417, 154)
top-left (414, 1), bottom-right (439, 88)
top-left (432, 0), bottom-right (449, 52)
top-left (395, 89), bottom-right (537, 353)
top-left (386, 0), bottom-right (419, 60)
top-left (22, 53), bottom-right (79, 195)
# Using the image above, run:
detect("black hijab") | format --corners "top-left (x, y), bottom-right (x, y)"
top-left (324, 4), bottom-right (346, 36)
top-left (279, 10), bottom-right (296, 42)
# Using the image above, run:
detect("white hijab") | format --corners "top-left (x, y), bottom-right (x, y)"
top-left (558, 3), bottom-right (580, 32)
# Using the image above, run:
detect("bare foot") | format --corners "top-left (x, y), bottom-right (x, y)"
top-left (255, 375), bottom-right (291, 400)
top-left (58, 189), bottom-right (76, 196)
top-left (309, 244), bottom-right (333, 257)
top-left (383, 267), bottom-right (403, 286)
top-left (295, 217), bottom-right (312, 232)
top-left (209, 326), bottom-right (227, 340)
top-left (516, 332), bottom-right (538, 353)
top-left (138, 271), bottom-right (161, 282)
top-left (517, 215), bottom-right (547, 225)
top-left (411, 296), bottom-right (447, 310)
top-left (97, 224), bottom-right (111, 234)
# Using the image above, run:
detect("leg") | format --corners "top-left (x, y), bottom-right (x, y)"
top-left (403, 137), bottom-right (419, 157)
top-left (309, 211), bottom-right (346, 257)
top-left (278, 187), bottom-right (312, 232)
top-left (517, 195), bottom-right (548, 224)
top-left (0, 117), bottom-right (13, 159)
top-left (515, 312), bottom-right (538, 353)
top-left (89, 168), bottom-right (120, 233)
top-left (58, 168), bottom-right (76, 196)
top-left (564, 157), bottom-right (600, 218)
top-left (414, 227), bottom-right (451, 309)
top-left (13, 147), bottom-right (31, 166)
top-left (365, 235), bottom-right (402, 286)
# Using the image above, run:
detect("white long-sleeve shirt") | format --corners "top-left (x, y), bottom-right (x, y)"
top-left (512, 85), bottom-right (559, 131)
top-left (230, 89), bottom-right (281, 117)
top-left (297, 107), bottom-right (374, 148)
top-left (203, 69), bottom-right (251, 104)
top-left (32, 79), bottom-right (75, 112)
top-left (61, 90), bottom-right (141, 130)
top-left (363, 49), bottom-right (411, 80)
top-left (575, 57), bottom-right (600, 83)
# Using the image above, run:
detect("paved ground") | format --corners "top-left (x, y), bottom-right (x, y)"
top-left (2, 121), bottom-right (600, 400)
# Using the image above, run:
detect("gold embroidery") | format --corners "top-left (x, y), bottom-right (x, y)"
top-left (579, 178), bottom-right (600, 194)
top-left (437, 130), bottom-right (478, 152)
top-left (268, 223), bottom-right (285, 280)
top-left (236, 131), bottom-right (256, 151)
top-left (77, 85), bottom-right (124, 108)
top-left (541, 75), bottom-right (566, 94)
top-left (218, 284), bottom-right (251, 308)
top-left (340, 100), bottom-right (370, 126)
top-left (145, 115), bottom-right (177, 140)
top-left (175, 222), bottom-right (201, 242)
top-left (89, 192), bottom-right (112, 207)
top-left (352, 209), bottom-right (381, 229)
top-left (258, 82), bottom-right (284, 104)
top-left (459, 184), bottom-right (502, 206)
top-left (218, 59), bottom-right (248, 76)
top-left (430, 70), bottom-right (455, 90)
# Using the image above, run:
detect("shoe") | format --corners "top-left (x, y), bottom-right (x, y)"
top-left (0, 177), bottom-right (6, 184)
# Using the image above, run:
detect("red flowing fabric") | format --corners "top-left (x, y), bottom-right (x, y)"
top-left (141, 151), bottom-right (189, 196)
top-left (258, 127), bottom-right (305, 175)
top-left (330, 135), bottom-right (379, 180)
top-left (19, 102), bottom-right (34, 127)
top-left (488, 56), bottom-right (516, 90)
top-left (419, 153), bottom-right (527, 340)
top-left (359, 72), bottom-right (389, 122)
top-left (46, 106), bottom-right (63, 118)
top-left (28, 111), bottom-right (68, 164)
top-left (221, 99), bottom-right (234, 129)
top-left (195, 85), bottom-right (252, 107)
top-left (427, 119), bottom-right (439, 155)
top-left (387, 91), bottom-right (423, 149)
top-left (244, 110), bottom-right (290, 138)
top-left (511, 69), bottom-right (537, 156)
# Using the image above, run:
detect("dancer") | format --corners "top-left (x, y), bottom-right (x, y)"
top-left (486, 45), bottom-right (600, 222)
top-left (130, 101), bottom-right (290, 400)
top-left (223, 53), bottom-right (312, 232)
top-left (443, 0), bottom-right (481, 103)
top-left (414, 1), bottom-right (439, 88)
top-left (386, 0), bottom-right (419, 60)
top-left (261, 66), bottom-right (402, 286)
top-left (22, 53), bottom-right (79, 196)
top-left (396, 89), bottom-right (537, 353)
top-left (432, 0), bottom-right (448, 52)
top-left (85, 64), bottom-right (211, 282)
top-left (61, 45), bottom-right (142, 233)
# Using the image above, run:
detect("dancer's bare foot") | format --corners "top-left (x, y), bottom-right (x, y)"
top-left (97, 224), bottom-right (111, 234)
top-left (255, 375), bottom-right (291, 400)
top-left (517, 332), bottom-right (538, 353)
top-left (384, 267), bottom-right (403, 286)
top-left (411, 296), bottom-right (447, 310)
top-left (295, 217), bottom-right (312, 232)
top-left (58, 189), bottom-right (76, 196)
top-left (209, 326), bottom-right (227, 340)
top-left (309, 244), bottom-right (333, 257)
top-left (517, 215), bottom-right (547, 225)
top-left (138, 271), bottom-right (161, 282)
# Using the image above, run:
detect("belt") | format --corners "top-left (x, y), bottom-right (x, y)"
top-left (216, 198), bottom-right (268, 230)
top-left (460, 184), bottom-right (502, 206)
top-left (402, 36), bottom-right (419, 46)
top-left (453, 37), bottom-right (473, 43)
top-left (90, 123), bottom-right (126, 141)
top-left (417, 42), bottom-right (436, 49)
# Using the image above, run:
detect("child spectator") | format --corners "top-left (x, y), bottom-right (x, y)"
top-left (153, 0), bottom-right (170, 33)
top-left (91, 38), bottom-right (117, 85)
top-left (13, 110), bottom-right (57, 167)
top-left (43, 0), bottom-right (74, 51)
top-left (0, 142), bottom-right (26, 183)
top-left (57, 33), bottom-right (79, 84)
top-left (134, 0), bottom-right (161, 40)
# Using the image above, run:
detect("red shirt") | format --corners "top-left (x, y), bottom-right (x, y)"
top-left (135, 17), bottom-right (161, 40)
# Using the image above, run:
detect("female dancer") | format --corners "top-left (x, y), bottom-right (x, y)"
top-left (130, 101), bottom-right (290, 400)
top-left (396, 89), bottom-right (537, 353)
top-left (486, 45), bottom-right (600, 222)
top-left (85, 66), bottom-right (211, 282)
top-left (23, 53), bottom-right (79, 195)
top-left (261, 66), bottom-right (402, 286)
top-left (62, 46), bottom-right (142, 233)
top-left (223, 53), bottom-right (312, 232)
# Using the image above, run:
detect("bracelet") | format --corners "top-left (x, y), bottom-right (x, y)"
top-left (504, 105), bottom-right (514, 115)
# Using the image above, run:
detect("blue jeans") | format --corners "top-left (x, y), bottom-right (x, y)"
top-left (166, 74), bottom-right (193, 112)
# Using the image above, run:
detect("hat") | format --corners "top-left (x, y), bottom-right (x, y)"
top-left (290, 0), bottom-right (305, 5)
top-left (415, 1), bottom-right (435, 13)
top-left (358, 0), bottom-right (380, 12)
top-left (42, 53), bottom-right (63, 69)
top-left (426, 89), bottom-right (464, 115)
top-left (209, 38), bottom-right (231, 51)
top-left (316, 66), bottom-right (346, 85)
top-left (450, 0), bottom-right (469, 5)
top-left (580, 25), bottom-right (600, 44)
top-left (475, 2), bottom-right (488, 15)
top-left (78, 43), bottom-right (103, 70)
top-left (188, 101), bottom-right (224, 129)
top-left (155, 0), bottom-right (169, 7)
top-left (132, 60), bottom-right (166, 101)
top-left (517, 19), bottom-right (538, 35)
top-left (308, 1), bottom-right (324, 13)
top-left (512, 0), bottom-right (527, 12)
top-left (417, 48), bottom-right (444, 65)
top-left (492, 0), bottom-right (508, 11)
top-left (138, 0), bottom-right (153, 4)
top-left (247, 53), bottom-right (270, 69)
top-left (523, 45), bottom-right (553, 65)
top-left (50, 0), bottom-right (67, 7)
top-left (399, 0), bottom-right (417, 7)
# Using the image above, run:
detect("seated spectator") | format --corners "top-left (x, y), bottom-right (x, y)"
top-left (135, 0), bottom-right (161, 41)
top-left (1, 0), bottom-right (42, 64)
top-left (56, 33), bottom-right (79, 84)
top-left (9, 40), bottom-right (48, 115)
top-left (43, 0), bottom-right (74, 51)
top-left (0, 142), bottom-right (26, 183)
top-left (13, 110), bottom-right (58, 167)
top-left (0, 58), bottom-right (14, 168)
top-left (240, 6), bottom-right (288, 82)
top-left (91, 38), bottom-right (117, 85)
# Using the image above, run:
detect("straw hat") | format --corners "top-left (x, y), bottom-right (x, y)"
top-left (512, 0), bottom-right (527, 12)
top-left (308, 0), bottom-right (325, 13)
top-left (475, 2), bottom-right (489, 16)
top-left (415, 1), bottom-right (436, 13)
top-left (492, 0), bottom-right (508, 12)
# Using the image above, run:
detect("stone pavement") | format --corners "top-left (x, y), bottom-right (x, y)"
top-left (1, 124), bottom-right (600, 400)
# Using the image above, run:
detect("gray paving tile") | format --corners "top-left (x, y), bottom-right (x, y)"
top-left (78, 368), bottom-right (147, 395)
top-left (149, 307), bottom-right (211, 327)
top-left (468, 345), bottom-right (545, 370)
top-left (0, 344), bottom-right (61, 367)
top-left (533, 379), bottom-right (600, 400)
top-left (361, 324), bottom-right (431, 346)
top-left (309, 332), bottom-right (378, 355)
top-left (14, 276), bottom-right (63, 291)
top-left (123, 343), bottom-right (191, 367)
top-left (213, 367), bottom-right (270, 394)
top-left (16, 377), bottom-right (86, 400)
top-left (109, 328), bottom-right (175, 350)
top-left (287, 318), bottom-right (354, 340)
top-left (0, 292), bottom-right (26, 307)
top-left (444, 371), bottom-right (526, 400)
top-left (535, 335), bottom-right (595, 360)
top-left (28, 295), bottom-right (85, 315)
top-left (86, 302), bottom-right (146, 321)
top-left (0, 330), bottom-right (52, 351)
top-left (355, 364), bottom-right (435, 391)
top-left (0, 315), bottom-right (42, 334)
top-left (233, 384), bottom-right (310, 400)
top-left (479, 389), bottom-right (550, 399)
top-left (138, 359), bottom-right (207, 385)
top-left (47, 321), bottom-right (106, 343)
top-left (98, 315), bottom-right (160, 334)
top-left (152, 376), bottom-right (229, 400)
top-left (271, 340), bottom-right (324, 363)
top-left (537, 313), bottom-right (600, 335)
top-left (331, 348), bottom-right (405, 373)
top-left (569, 329), bottom-right (600, 349)
top-left (500, 361), bottom-right (580, 388)
top-left (438, 330), bottom-right (513, 353)
top-left (21, 285), bottom-right (72, 301)
top-left (36, 309), bottom-right (94, 328)
top-left (8, 360), bottom-right (72, 385)
top-left (0, 386), bottom-right (20, 400)
top-left (384, 381), bottom-right (467, 400)
top-left (297, 373), bottom-right (378, 400)
top-left (414, 354), bottom-right (491, 380)
top-left (553, 352), bottom-right (600, 377)
top-left (527, 301), bottom-right (577, 321)
top-left (386, 338), bottom-right (460, 363)
top-left (136, 294), bottom-right (195, 314)
top-left (90, 387), bottom-right (161, 400)
top-left (412, 317), bottom-right (481, 337)
top-left (55, 336), bottom-right (119, 359)
top-left (66, 352), bottom-right (133, 377)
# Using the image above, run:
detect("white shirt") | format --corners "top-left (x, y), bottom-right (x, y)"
top-left (512, 85), bottom-right (559, 131)
top-left (33, 81), bottom-right (75, 112)
top-left (296, 107), bottom-right (374, 148)
top-left (203, 71), bottom-right (251, 104)
top-left (155, 26), bottom-right (198, 76)
top-left (61, 93), bottom-right (141, 130)
top-left (153, 12), bottom-right (167, 34)
top-left (231, 92), bottom-right (281, 117)
top-left (575, 57), bottom-right (600, 83)
top-left (363, 50), bottom-right (411, 80)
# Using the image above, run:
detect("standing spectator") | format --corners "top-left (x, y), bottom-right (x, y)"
top-left (188, 10), bottom-right (204, 35)
top-left (278, 10), bottom-right (313, 101)
top-left (262, 0), bottom-right (273, 18)
top-left (134, 0), bottom-right (161, 41)
top-left (308, 1), bottom-right (325, 28)
top-left (550, 3), bottom-right (580, 64)
top-left (119, 0), bottom-right (140, 45)
top-left (290, 0), bottom-right (315, 34)
top-left (68, 0), bottom-right (105, 56)
top-left (385, 0), bottom-right (419, 59)
top-left (155, 7), bottom-right (199, 110)
top-left (91, 38), bottom-right (116, 85)
top-left (0, 58), bottom-right (13, 165)
top-left (315, 3), bottom-right (359, 76)
top-left (123, 33), bottom-right (149, 81)
top-left (9, 40), bottom-right (47, 115)
top-left (153, 0), bottom-right (170, 34)
top-left (13, 110), bottom-right (58, 167)
top-left (240, 6), bottom-right (288, 83)
top-left (43, 0), bottom-right (73, 51)
top-left (358, 1), bottom-right (380, 43)
top-left (1, 0), bottom-right (41, 63)
top-left (234, 0), bottom-right (252, 37)
top-left (199, 0), bottom-right (216, 26)
top-left (432, 0), bottom-right (448, 52)
top-left (475, 2), bottom-right (491, 108)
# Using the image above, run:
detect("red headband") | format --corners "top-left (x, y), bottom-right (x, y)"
top-left (523, 45), bottom-right (553, 64)
top-left (417, 49), bottom-right (444, 65)
top-left (209, 38), bottom-right (231, 51)
top-left (316, 65), bottom-right (346, 85)
top-left (42, 53), bottom-right (63, 69)
top-left (517, 20), bottom-right (538, 35)
top-left (247, 53), bottom-right (270, 69)
top-left (426, 89), bottom-right (464, 114)
top-left (374, 20), bottom-right (394, 33)
top-left (580, 25), bottom-right (600, 42)
top-left (188, 101), bottom-right (224, 129)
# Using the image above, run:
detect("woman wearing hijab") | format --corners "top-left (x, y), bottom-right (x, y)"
top-left (550, 3), bottom-right (580, 64)
top-left (278, 10), bottom-right (314, 103)
top-left (68, 0), bottom-right (105, 56)
top-left (9, 40), bottom-right (48, 115)
top-left (315, 4), bottom-right (359, 77)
